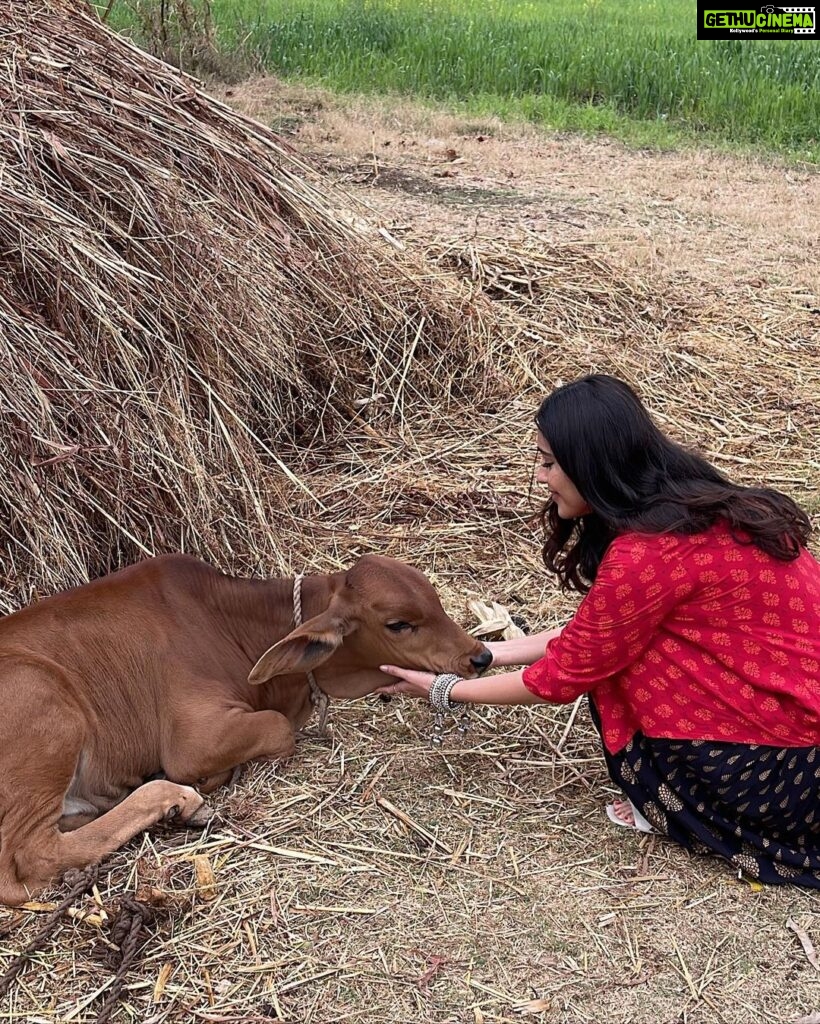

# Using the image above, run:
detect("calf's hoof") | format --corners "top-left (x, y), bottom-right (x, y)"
top-left (155, 782), bottom-right (208, 826)
top-left (186, 803), bottom-right (216, 828)
top-left (163, 800), bottom-right (213, 828)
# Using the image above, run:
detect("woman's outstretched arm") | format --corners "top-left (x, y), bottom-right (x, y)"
top-left (484, 625), bottom-right (564, 667)
top-left (377, 665), bottom-right (548, 706)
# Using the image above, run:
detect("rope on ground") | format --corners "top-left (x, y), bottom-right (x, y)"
top-left (0, 865), bottom-right (99, 999)
top-left (94, 896), bottom-right (155, 1024)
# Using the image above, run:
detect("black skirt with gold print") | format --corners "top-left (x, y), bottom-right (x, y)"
top-left (590, 698), bottom-right (820, 887)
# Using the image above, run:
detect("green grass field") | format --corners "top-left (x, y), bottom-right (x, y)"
top-left (107, 0), bottom-right (820, 159)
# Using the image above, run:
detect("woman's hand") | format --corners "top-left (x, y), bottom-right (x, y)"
top-left (374, 665), bottom-right (436, 700)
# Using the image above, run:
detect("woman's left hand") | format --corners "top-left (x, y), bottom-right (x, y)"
top-left (374, 665), bottom-right (436, 700)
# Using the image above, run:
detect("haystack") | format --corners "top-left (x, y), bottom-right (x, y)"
top-left (0, 0), bottom-right (496, 611)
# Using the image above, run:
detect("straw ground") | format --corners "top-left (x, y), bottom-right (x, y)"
top-left (2, 39), bottom-right (820, 1024)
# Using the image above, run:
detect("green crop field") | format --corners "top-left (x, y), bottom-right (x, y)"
top-left (107, 0), bottom-right (820, 159)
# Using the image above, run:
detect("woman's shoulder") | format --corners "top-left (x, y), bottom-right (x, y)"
top-left (606, 521), bottom-right (819, 579)
top-left (606, 527), bottom-right (689, 559)
top-left (604, 520), bottom-right (740, 567)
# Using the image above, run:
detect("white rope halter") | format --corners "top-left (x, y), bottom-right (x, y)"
top-left (292, 574), bottom-right (330, 733)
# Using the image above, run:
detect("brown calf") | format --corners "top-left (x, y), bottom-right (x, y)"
top-left (0, 553), bottom-right (490, 906)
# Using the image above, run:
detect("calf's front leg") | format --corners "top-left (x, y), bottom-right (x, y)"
top-left (163, 707), bottom-right (296, 790)
top-left (3, 781), bottom-right (211, 907)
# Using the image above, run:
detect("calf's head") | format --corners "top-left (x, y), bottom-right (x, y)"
top-left (248, 554), bottom-right (491, 697)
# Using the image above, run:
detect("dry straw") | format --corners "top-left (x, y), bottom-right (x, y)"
top-left (0, 0), bottom-right (497, 611)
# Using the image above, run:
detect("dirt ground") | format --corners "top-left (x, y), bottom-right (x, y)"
top-left (220, 78), bottom-right (820, 301)
top-left (2, 78), bottom-right (818, 1024)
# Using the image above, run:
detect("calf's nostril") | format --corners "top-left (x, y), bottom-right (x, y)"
top-left (470, 648), bottom-right (493, 673)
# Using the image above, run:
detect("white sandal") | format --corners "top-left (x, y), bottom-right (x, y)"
top-left (606, 798), bottom-right (656, 834)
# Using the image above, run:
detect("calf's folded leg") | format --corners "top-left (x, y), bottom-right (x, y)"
top-left (1, 780), bottom-right (211, 907)
top-left (163, 706), bottom-right (296, 789)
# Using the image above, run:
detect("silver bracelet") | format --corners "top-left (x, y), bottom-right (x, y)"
top-left (429, 672), bottom-right (461, 713)
top-left (428, 673), bottom-right (470, 746)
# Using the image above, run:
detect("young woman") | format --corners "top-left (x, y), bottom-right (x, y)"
top-left (378, 374), bottom-right (820, 886)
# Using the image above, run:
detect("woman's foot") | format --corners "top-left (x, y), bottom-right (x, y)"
top-left (606, 796), bottom-right (656, 833)
top-left (610, 797), bottom-right (636, 825)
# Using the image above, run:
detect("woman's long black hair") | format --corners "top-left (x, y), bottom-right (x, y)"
top-left (536, 375), bottom-right (811, 593)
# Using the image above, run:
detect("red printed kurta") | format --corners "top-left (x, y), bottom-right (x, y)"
top-left (521, 522), bottom-right (820, 754)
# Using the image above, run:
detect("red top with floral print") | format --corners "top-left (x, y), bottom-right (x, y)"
top-left (521, 521), bottom-right (820, 754)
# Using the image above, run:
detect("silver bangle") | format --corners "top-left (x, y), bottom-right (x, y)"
top-left (429, 672), bottom-right (461, 713)
top-left (428, 673), bottom-right (470, 746)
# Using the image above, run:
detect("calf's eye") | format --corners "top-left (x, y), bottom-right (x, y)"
top-left (386, 621), bottom-right (413, 633)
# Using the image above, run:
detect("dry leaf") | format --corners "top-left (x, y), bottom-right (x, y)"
top-left (513, 997), bottom-right (552, 1014)
top-left (193, 854), bottom-right (217, 900)
top-left (21, 899), bottom-right (104, 926)
top-left (20, 901), bottom-right (58, 912)
top-left (67, 906), bottom-right (106, 928)
top-left (136, 885), bottom-right (171, 908)
top-left (153, 962), bottom-right (174, 1002)
top-left (467, 597), bottom-right (525, 640)
top-left (787, 918), bottom-right (820, 971)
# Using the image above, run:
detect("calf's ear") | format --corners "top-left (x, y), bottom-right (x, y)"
top-left (248, 605), bottom-right (355, 684)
